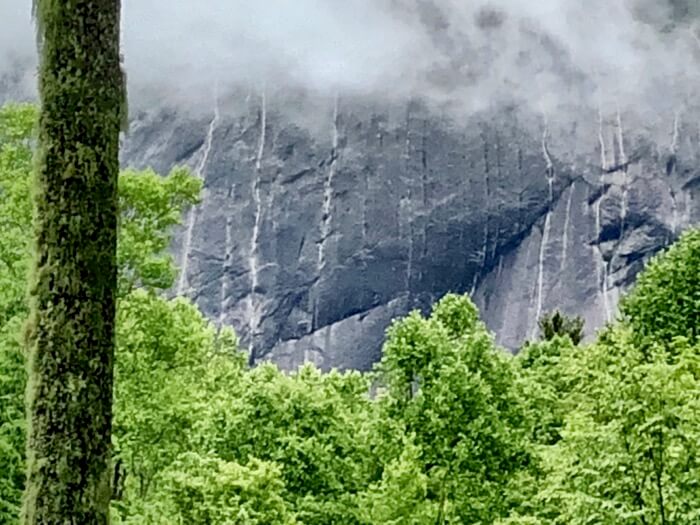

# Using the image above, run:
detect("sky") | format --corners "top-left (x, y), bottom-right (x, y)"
top-left (1, 0), bottom-right (699, 116)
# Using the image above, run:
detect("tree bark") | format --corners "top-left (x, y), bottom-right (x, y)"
top-left (23, 1), bottom-right (124, 523)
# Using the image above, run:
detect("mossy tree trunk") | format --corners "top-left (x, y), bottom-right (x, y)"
top-left (23, 1), bottom-right (124, 523)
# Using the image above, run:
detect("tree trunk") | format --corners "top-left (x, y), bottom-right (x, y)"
top-left (23, 1), bottom-right (124, 523)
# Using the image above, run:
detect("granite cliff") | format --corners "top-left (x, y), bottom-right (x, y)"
top-left (120, 92), bottom-right (700, 370)
top-left (4, 0), bottom-right (699, 370)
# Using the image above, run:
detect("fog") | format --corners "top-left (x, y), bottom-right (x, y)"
top-left (1, 0), bottom-right (699, 115)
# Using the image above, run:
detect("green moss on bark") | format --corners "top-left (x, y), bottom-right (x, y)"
top-left (23, 1), bottom-right (125, 524)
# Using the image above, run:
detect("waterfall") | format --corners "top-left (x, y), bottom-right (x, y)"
top-left (535, 212), bottom-right (552, 328)
top-left (177, 92), bottom-right (220, 296)
top-left (560, 182), bottom-right (575, 271)
top-left (219, 210), bottom-right (234, 326)
top-left (317, 96), bottom-right (340, 273)
top-left (247, 90), bottom-right (266, 356)
top-left (533, 120), bottom-right (555, 336)
top-left (402, 109), bottom-right (414, 293)
top-left (616, 109), bottom-right (628, 236)
top-left (312, 97), bottom-right (340, 329)
top-left (593, 108), bottom-right (612, 322)
top-left (670, 111), bottom-right (682, 235)
top-left (400, 196), bottom-right (414, 292)
top-left (594, 194), bottom-right (611, 322)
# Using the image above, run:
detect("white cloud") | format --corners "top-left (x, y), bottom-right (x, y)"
top-left (1, 0), bottom-right (698, 115)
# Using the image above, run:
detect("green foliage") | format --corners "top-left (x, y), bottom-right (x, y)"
top-left (110, 291), bottom-right (261, 524)
top-left (158, 454), bottom-right (296, 525)
top-left (0, 103), bottom-right (200, 523)
top-left (377, 294), bottom-right (533, 524)
top-left (3, 100), bottom-right (700, 525)
top-left (621, 229), bottom-right (700, 349)
top-left (510, 230), bottom-right (700, 523)
top-left (118, 167), bottom-right (200, 295)
top-left (0, 318), bottom-right (25, 522)
top-left (112, 291), bottom-right (221, 508)
top-left (108, 290), bottom-right (377, 524)
top-left (357, 438), bottom-right (438, 524)
top-left (516, 336), bottom-right (577, 445)
top-left (0, 104), bottom-right (35, 332)
top-left (537, 330), bottom-right (700, 524)
top-left (537, 310), bottom-right (584, 345)
top-left (0, 104), bottom-right (36, 524)
top-left (189, 363), bottom-right (378, 525)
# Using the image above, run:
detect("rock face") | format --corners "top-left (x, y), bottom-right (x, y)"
top-left (121, 91), bottom-right (700, 370)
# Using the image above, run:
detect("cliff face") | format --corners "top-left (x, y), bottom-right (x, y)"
top-left (121, 92), bottom-right (700, 370)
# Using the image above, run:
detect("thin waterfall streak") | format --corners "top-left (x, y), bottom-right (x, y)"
top-left (250, 93), bottom-right (266, 290)
top-left (406, 231), bottom-right (414, 291)
top-left (615, 108), bottom-right (627, 165)
top-left (598, 107), bottom-right (608, 171)
top-left (469, 272), bottom-right (478, 297)
top-left (602, 264), bottom-right (610, 322)
top-left (480, 131), bottom-right (491, 277)
top-left (219, 213), bottom-right (234, 325)
top-left (690, 27), bottom-right (700, 50)
top-left (533, 117), bottom-right (556, 337)
top-left (616, 108), bottom-right (628, 234)
top-left (594, 195), bottom-right (611, 322)
top-left (542, 117), bottom-right (555, 199)
top-left (542, 120), bottom-right (554, 174)
top-left (490, 227), bottom-right (499, 263)
top-left (594, 198), bottom-right (602, 289)
top-left (670, 190), bottom-right (679, 235)
top-left (561, 182), bottom-right (575, 269)
top-left (684, 192), bottom-right (692, 227)
top-left (312, 95), bottom-right (340, 330)
top-left (248, 89), bottom-right (266, 353)
top-left (318, 95), bottom-right (340, 272)
top-left (177, 91), bottom-right (220, 296)
top-left (480, 221), bottom-right (489, 272)
top-left (534, 212), bottom-right (552, 335)
top-left (254, 91), bottom-right (267, 172)
top-left (400, 198), bottom-right (414, 292)
top-left (668, 110), bottom-right (682, 234)
top-left (403, 113), bottom-right (413, 293)
top-left (671, 110), bottom-right (681, 154)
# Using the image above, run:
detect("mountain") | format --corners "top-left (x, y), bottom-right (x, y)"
top-left (120, 91), bottom-right (700, 370)
top-left (5, 0), bottom-right (698, 370)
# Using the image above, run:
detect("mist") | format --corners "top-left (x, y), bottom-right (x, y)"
top-left (1, 0), bottom-right (699, 116)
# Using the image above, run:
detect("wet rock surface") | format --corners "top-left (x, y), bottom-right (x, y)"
top-left (121, 93), bottom-right (700, 370)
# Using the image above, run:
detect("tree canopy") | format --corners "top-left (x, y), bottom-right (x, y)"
top-left (1, 101), bottom-right (699, 524)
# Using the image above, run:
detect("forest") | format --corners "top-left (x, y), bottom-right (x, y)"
top-left (1, 102), bottom-right (700, 524)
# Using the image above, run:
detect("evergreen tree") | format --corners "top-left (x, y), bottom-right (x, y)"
top-left (537, 310), bottom-right (584, 345)
top-left (23, 2), bottom-right (125, 523)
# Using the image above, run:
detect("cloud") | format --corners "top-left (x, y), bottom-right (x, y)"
top-left (1, 0), bottom-right (699, 115)
top-left (0, 0), bottom-right (35, 99)
top-left (0, 1), bottom-right (33, 66)
top-left (120, 0), bottom-right (433, 106)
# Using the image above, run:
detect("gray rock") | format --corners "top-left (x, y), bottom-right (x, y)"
top-left (119, 92), bottom-right (699, 371)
